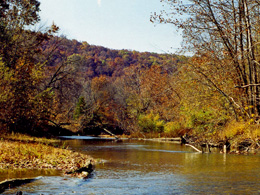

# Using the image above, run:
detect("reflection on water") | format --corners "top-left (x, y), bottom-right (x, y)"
top-left (2, 137), bottom-right (260, 194)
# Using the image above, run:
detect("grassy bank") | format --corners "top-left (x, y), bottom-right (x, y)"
top-left (0, 133), bottom-right (93, 172)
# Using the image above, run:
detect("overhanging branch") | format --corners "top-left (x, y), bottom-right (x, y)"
top-left (235, 84), bottom-right (260, 88)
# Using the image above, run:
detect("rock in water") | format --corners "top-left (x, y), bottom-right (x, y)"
top-left (65, 160), bottom-right (94, 179)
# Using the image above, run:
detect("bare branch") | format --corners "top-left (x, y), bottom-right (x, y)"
top-left (235, 84), bottom-right (260, 88)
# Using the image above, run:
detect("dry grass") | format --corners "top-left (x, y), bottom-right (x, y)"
top-left (1, 132), bottom-right (59, 145)
top-left (217, 120), bottom-right (260, 152)
top-left (218, 120), bottom-right (260, 140)
top-left (0, 133), bottom-right (93, 172)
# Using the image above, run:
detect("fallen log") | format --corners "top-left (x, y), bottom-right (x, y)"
top-left (103, 128), bottom-right (120, 140)
top-left (161, 138), bottom-right (181, 142)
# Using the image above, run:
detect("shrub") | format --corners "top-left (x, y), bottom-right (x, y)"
top-left (182, 108), bottom-right (229, 134)
top-left (219, 120), bottom-right (260, 140)
top-left (164, 121), bottom-right (181, 135)
top-left (138, 112), bottom-right (164, 133)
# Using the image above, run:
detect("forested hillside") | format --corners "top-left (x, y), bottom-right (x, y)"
top-left (39, 36), bottom-right (187, 135)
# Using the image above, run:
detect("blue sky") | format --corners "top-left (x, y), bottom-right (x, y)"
top-left (39, 0), bottom-right (182, 54)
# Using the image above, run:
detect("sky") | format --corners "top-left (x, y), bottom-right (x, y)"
top-left (38, 0), bottom-right (183, 54)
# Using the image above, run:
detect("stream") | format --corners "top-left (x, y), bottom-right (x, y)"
top-left (2, 136), bottom-right (260, 194)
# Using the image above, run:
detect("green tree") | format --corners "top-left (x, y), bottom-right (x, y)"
top-left (74, 97), bottom-right (86, 119)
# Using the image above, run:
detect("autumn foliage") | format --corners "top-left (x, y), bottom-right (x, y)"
top-left (0, 0), bottom-right (259, 151)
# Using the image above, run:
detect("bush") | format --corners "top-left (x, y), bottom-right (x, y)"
top-left (138, 112), bottom-right (164, 133)
top-left (219, 120), bottom-right (260, 140)
top-left (164, 121), bottom-right (181, 135)
top-left (182, 108), bottom-right (229, 134)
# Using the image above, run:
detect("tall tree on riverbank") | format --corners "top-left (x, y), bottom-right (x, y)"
top-left (0, 0), bottom-right (59, 133)
top-left (152, 0), bottom-right (260, 121)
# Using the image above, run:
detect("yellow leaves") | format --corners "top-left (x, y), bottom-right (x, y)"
top-left (48, 22), bottom-right (59, 34)
top-left (249, 119), bottom-right (255, 124)
top-left (217, 119), bottom-right (260, 144)
top-left (220, 120), bottom-right (248, 139)
top-left (138, 112), bottom-right (164, 133)
top-left (0, 54), bottom-right (54, 124)
top-left (91, 75), bottom-right (109, 91)
top-left (15, 58), bottom-right (25, 69)
top-left (31, 65), bottom-right (44, 84)
top-left (164, 121), bottom-right (181, 134)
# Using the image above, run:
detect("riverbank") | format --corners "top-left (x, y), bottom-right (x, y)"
top-left (119, 131), bottom-right (260, 154)
top-left (0, 133), bottom-right (94, 172)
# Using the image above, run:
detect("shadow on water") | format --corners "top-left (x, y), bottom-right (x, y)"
top-left (2, 136), bottom-right (260, 194)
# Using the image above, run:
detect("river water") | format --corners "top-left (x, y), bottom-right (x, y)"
top-left (2, 136), bottom-right (260, 194)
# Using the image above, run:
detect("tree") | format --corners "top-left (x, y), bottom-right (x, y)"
top-left (74, 96), bottom-right (86, 119)
top-left (0, 0), bottom-right (59, 133)
top-left (0, 0), bottom-right (41, 67)
top-left (152, 0), bottom-right (260, 121)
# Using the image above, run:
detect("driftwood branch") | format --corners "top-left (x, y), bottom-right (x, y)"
top-left (103, 128), bottom-right (120, 140)
top-left (185, 144), bottom-right (202, 153)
